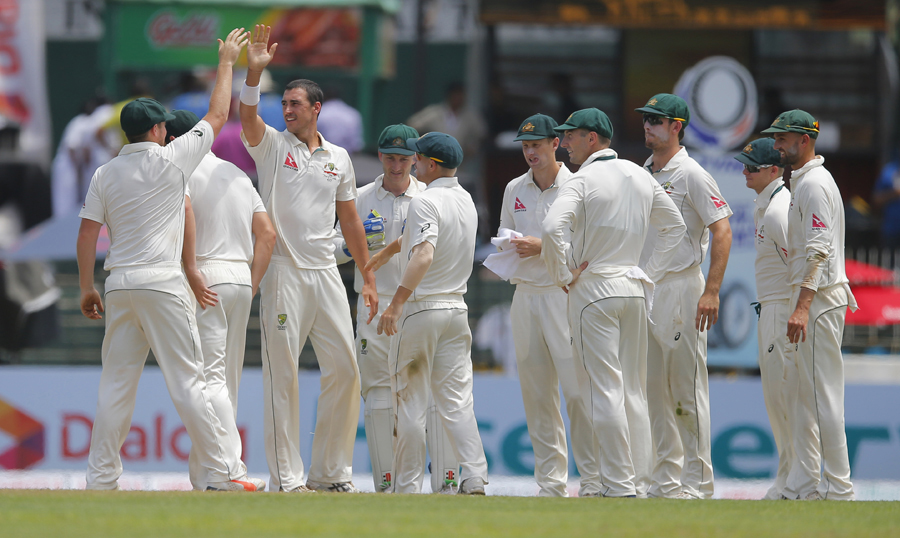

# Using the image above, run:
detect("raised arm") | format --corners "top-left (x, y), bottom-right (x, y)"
top-left (240, 25), bottom-right (278, 147)
top-left (203, 28), bottom-right (248, 138)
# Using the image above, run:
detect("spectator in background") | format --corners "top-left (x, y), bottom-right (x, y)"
top-left (318, 86), bottom-right (363, 154)
top-left (94, 78), bottom-right (153, 158)
top-left (544, 73), bottom-right (580, 122)
top-left (211, 95), bottom-right (258, 183)
top-left (872, 151), bottom-right (900, 255)
top-left (170, 70), bottom-right (212, 119)
top-left (52, 99), bottom-right (100, 217)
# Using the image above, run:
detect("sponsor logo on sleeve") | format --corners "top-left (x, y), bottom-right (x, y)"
top-left (420, 223), bottom-right (431, 234)
top-left (710, 195), bottom-right (728, 209)
top-left (811, 213), bottom-right (827, 230)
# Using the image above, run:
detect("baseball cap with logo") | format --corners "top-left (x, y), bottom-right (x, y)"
top-left (553, 108), bottom-right (614, 139)
top-left (378, 124), bottom-right (420, 155)
top-left (634, 93), bottom-right (691, 126)
top-left (120, 98), bottom-right (177, 137)
top-left (514, 114), bottom-right (559, 141)
top-left (761, 109), bottom-right (819, 139)
top-left (165, 110), bottom-right (201, 140)
top-left (406, 132), bottom-right (464, 169)
top-left (734, 138), bottom-right (782, 167)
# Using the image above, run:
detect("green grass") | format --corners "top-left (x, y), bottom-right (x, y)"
top-left (0, 490), bottom-right (898, 538)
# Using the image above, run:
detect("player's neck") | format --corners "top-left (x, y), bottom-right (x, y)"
top-left (292, 124), bottom-right (320, 152)
top-left (791, 149), bottom-right (818, 170)
top-left (650, 144), bottom-right (681, 172)
top-left (531, 161), bottom-right (560, 191)
top-left (382, 174), bottom-right (410, 197)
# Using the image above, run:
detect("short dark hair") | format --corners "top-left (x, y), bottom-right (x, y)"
top-left (125, 122), bottom-right (163, 144)
top-left (285, 79), bottom-right (324, 107)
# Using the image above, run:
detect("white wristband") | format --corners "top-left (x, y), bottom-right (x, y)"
top-left (240, 81), bottom-right (261, 106)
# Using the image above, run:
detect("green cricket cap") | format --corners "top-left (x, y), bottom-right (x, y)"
top-left (407, 132), bottom-right (464, 169)
top-left (514, 114), bottom-right (558, 141)
top-left (120, 98), bottom-right (176, 137)
top-left (634, 93), bottom-right (690, 126)
top-left (378, 124), bottom-right (419, 155)
top-left (553, 108), bottom-right (614, 139)
top-left (165, 110), bottom-right (200, 140)
top-left (734, 138), bottom-right (782, 167)
top-left (761, 109), bottom-right (819, 139)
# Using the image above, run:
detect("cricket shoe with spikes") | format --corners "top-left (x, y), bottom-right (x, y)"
top-left (207, 478), bottom-right (266, 492)
top-left (306, 480), bottom-right (361, 493)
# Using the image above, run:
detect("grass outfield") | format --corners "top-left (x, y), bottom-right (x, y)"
top-left (1, 490), bottom-right (898, 537)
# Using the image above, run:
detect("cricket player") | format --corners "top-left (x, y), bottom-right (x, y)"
top-left (542, 109), bottom-right (686, 497)
top-left (498, 113), bottom-right (601, 497)
top-left (76, 29), bottom-right (266, 492)
top-left (164, 110), bottom-right (276, 490)
top-left (332, 123), bottom-right (460, 493)
top-left (763, 110), bottom-right (856, 501)
top-left (735, 138), bottom-right (795, 500)
top-left (371, 132), bottom-right (489, 495)
top-left (239, 25), bottom-right (376, 493)
top-left (635, 94), bottom-right (733, 499)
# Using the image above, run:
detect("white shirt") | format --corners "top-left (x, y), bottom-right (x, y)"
top-left (542, 149), bottom-right (686, 286)
top-left (80, 120), bottom-right (214, 272)
top-left (333, 174), bottom-right (423, 294)
top-left (498, 163), bottom-right (572, 288)
top-left (401, 176), bottom-right (477, 300)
top-left (640, 147), bottom-right (733, 278)
top-left (754, 178), bottom-right (791, 302)
top-left (242, 126), bottom-right (357, 269)
top-left (786, 156), bottom-right (850, 291)
top-left (188, 152), bottom-right (266, 265)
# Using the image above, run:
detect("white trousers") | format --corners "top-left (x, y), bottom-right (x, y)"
top-left (389, 298), bottom-right (488, 493)
top-left (86, 267), bottom-right (246, 489)
top-left (782, 284), bottom-right (854, 500)
top-left (757, 299), bottom-right (796, 500)
top-left (647, 268), bottom-right (714, 499)
top-left (568, 275), bottom-right (652, 497)
top-left (188, 281), bottom-right (253, 490)
top-left (510, 286), bottom-right (601, 497)
top-left (259, 258), bottom-right (361, 491)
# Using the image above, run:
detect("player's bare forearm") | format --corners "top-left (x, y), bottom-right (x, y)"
top-left (250, 212), bottom-right (275, 297)
top-left (399, 242), bottom-right (434, 293)
top-left (183, 197), bottom-right (218, 309)
top-left (76, 219), bottom-right (104, 319)
top-left (241, 25), bottom-right (277, 146)
top-left (365, 237), bottom-right (401, 272)
top-left (337, 200), bottom-right (378, 319)
top-left (787, 287), bottom-right (816, 343)
top-left (695, 217), bottom-right (731, 331)
top-left (204, 28), bottom-right (248, 137)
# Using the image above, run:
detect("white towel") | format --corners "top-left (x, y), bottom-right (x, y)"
top-left (483, 228), bottom-right (524, 281)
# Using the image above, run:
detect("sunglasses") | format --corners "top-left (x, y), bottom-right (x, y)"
top-left (642, 114), bottom-right (666, 126)
top-left (744, 164), bottom-right (774, 174)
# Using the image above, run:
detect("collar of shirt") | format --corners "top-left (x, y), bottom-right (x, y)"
top-left (118, 141), bottom-right (160, 156)
top-left (643, 146), bottom-right (688, 173)
top-left (579, 148), bottom-right (618, 170)
top-left (286, 130), bottom-right (331, 153)
top-left (755, 177), bottom-right (785, 210)
top-left (426, 176), bottom-right (459, 190)
top-left (375, 174), bottom-right (422, 200)
top-left (788, 155), bottom-right (825, 184)
top-left (527, 162), bottom-right (570, 190)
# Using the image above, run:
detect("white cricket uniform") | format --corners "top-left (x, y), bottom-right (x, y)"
top-left (243, 126), bottom-right (360, 491)
top-left (498, 162), bottom-right (601, 497)
top-left (185, 152), bottom-right (267, 490)
top-left (752, 177), bottom-right (796, 500)
top-left (542, 148), bottom-right (686, 497)
top-left (389, 176), bottom-right (488, 493)
top-left (640, 146), bottom-right (732, 499)
top-left (80, 120), bottom-right (248, 489)
top-left (782, 156), bottom-right (856, 501)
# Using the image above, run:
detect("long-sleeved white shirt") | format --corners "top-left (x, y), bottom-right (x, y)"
top-left (497, 162), bottom-right (572, 288)
top-left (786, 156), bottom-right (850, 291)
top-left (541, 148), bottom-right (686, 287)
top-left (753, 177), bottom-right (791, 302)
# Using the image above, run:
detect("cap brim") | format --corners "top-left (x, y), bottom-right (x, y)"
top-left (734, 153), bottom-right (756, 165)
top-left (513, 133), bottom-right (553, 141)
top-left (405, 137), bottom-right (422, 152)
top-left (379, 147), bottom-right (415, 155)
top-left (164, 112), bottom-right (177, 122)
top-left (552, 123), bottom-right (578, 132)
top-left (760, 126), bottom-right (788, 134)
top-left (634, 106), bottom-right (664, 115)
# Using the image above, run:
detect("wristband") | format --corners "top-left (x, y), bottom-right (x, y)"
top-left (240, 81), bottom-right (261, 106)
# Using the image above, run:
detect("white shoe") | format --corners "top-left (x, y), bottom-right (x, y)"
top-left (674, 491), bottom-right (699, 500)
top-left (306, 480), bottom-right (360, 493)
top-left (458, 477), bottom-right (486, 496)
top-left (207, 478), bottom-right (266, 492)
top-left (282, 485), bottom-right (316, 493)
top-left (803, 491), bottom-right (823, 501)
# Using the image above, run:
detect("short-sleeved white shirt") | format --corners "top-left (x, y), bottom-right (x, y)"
top-left (754, 178), bottom-right (791, 301)
top-left (188, 152), bottom-right (266, 265)
top-left (333, 174), bottom-right (423, 295)
top-left (79, 120), bottom-right (214, 272)
top-left (640, 146), bottom-right (733, 277)
top-left (498, 163), bottom-right (572, 288)
top-left (786, 156), bottom-right (849, 291)
top-left (242, 126), bottom-right (357, 269)
top-left (401, 176), bottom-right (477, 300)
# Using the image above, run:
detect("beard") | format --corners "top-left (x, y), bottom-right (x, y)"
top-left (644, 131), bottom-right (670, 151)
top-left (780, 144), bottom-right (800, 166)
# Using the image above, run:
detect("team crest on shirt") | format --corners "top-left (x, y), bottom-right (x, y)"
top-left (277, 314), bottom-right (287, 330)
top-left (360, 339), bottom-right (368, 355)
top-left (514, 197), bottom-right (526, 212)
top-left (323, 162), bottom-right (339, 180)
top-left (811, 213), bottom-right (827, 231)
top-left (283, 152), bottom-right (298, 171)
top-left (662, 180), bottom-right (674, 194)
top-left (710, 195), bottom-right (728, 209)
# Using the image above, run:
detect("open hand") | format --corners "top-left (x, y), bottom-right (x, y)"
top-left (247, 25), bottom-right (278, 72)
top-left (186, 270), bottom-right (218, 309)
top-left (562, 262), bottom-right (589, 294)
top-left (218, 27), bottom-right (249, 66)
